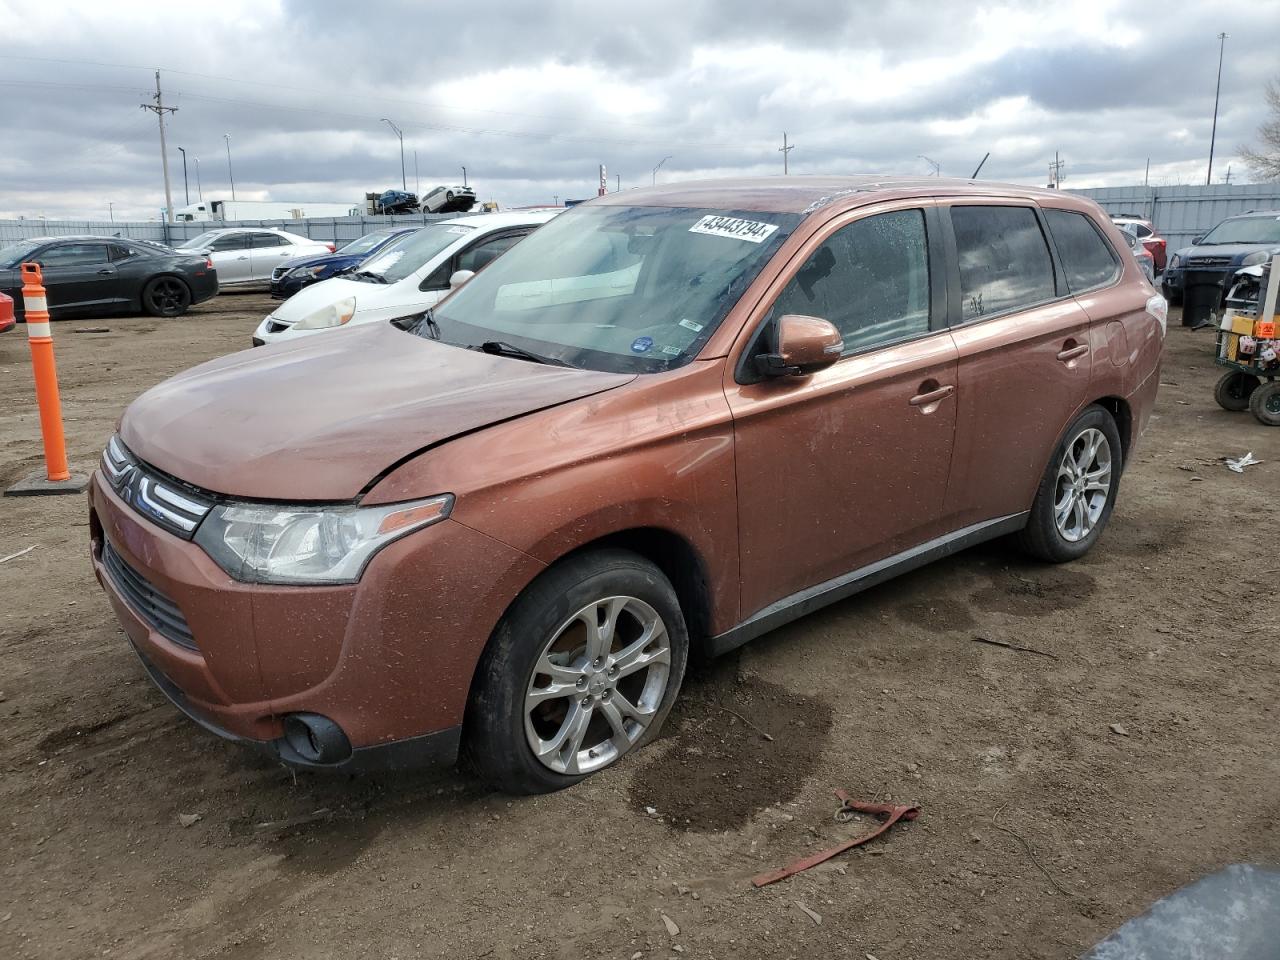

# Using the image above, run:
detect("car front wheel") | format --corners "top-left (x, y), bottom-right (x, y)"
top-left (1017, 405), bottom-right (1122, 563)
top-left (465, 548), bottom-right (688, 794)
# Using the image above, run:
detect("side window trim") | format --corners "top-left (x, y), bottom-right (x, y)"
top-left (940, 202), bottom-right (1066, 329)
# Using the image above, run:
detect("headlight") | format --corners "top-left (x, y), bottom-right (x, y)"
top-left (292, 295), bottom-right (356, 330)
top-left (193, 495), bottom-right (453, 584)
top-left (1169, 254), bottom-right (1182, 270)
top-left (1241, 251), bottom-right (1274, 267)
top-left (290, 265), bottom-right (327, 279)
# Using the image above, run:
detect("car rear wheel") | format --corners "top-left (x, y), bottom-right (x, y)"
top-left (1017, 405), bottom-right (1122, 563)
top-left (465, 548), bottom-right (688, 794)
top-left (142, 276), bottom-right (192, 318)
top-left (1214, 371), bottom-right (1260, 412)
top-left (1249, 381), bottom-right (1280, 427)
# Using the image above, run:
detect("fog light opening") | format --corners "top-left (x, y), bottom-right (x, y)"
top-left (281, 713), bottom-right (352, 765)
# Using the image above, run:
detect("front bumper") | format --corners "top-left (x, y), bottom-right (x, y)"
top-left (269, 274), bottom-right (315, 299)
top-left (88, 470), bottom-right (543, 771)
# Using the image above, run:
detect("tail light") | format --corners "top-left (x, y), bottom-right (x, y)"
top-left (1145, 293), bottom-right (1168, 339)
top-left (205, 257), bottom-right (214, 270)
top-left (326, 243), bottom-right (336, 253)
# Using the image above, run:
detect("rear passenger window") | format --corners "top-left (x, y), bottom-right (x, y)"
top-left (771, 209), bottom-right (931, 353)
top-left (950, 206), bottom-right (1056, 321)
top-left (1044, 210), bottom-right (1120, 292)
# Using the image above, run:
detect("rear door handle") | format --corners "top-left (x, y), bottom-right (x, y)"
top-left (1057, 343), bottom-right (1089, 362)
top-left (909, 384), bottom-right (955, 407)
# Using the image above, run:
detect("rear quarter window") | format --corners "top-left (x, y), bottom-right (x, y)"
top-left (950, 205), bottom-right (1056, 321)
top-left (1044, 209), bottom-right (1120, 292)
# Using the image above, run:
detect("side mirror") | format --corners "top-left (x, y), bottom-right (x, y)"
top-left (1192, 236), bottom-right (1204, 245)
top-left (755, 314), bottom-right (843, 378)
top-left (449, 269), bottom-right (476, 288)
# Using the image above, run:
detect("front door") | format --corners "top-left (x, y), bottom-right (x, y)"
top-left (940, 202), bottom-right (1093, 529)
top-left (727, 204), bottom-right (958, 618)
top-left (208, 233), bottom-right (254, 284)
top-left (35, 242), bottom-right (117, 311)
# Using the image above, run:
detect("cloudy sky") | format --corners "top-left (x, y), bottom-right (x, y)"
top-left (0, 0), bottom-right (1276, 221)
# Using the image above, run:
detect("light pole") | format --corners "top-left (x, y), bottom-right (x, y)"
top-left (461, 165), bottom-right (467, 187)
top-left (224, 134), bottom-right (236, 201)
top-left (194, 156), bottom-right (202, 201)
top-left (1207, 31), bottom-right (1228, 185)
top-left (108, 201), bottom-right (114, 223)
top-left (381, 118), bottom-right (406, 191)
top-left (652, 155), bottom-right (672, 185)
top-left (177, 146), bottom-right (190, 205)
top-left (414, 151), bottom-right (420, 194)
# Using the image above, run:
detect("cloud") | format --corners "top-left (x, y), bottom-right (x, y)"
top-left (0, 0), bottom-right (1275, 220)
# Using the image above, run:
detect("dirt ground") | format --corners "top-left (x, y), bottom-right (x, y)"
top-left (1, 294), bottom-right (1278, 960)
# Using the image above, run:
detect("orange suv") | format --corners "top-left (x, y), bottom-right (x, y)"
top-left (89, 177), bottom-right (1164, 793)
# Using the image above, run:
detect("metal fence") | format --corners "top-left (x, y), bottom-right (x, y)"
top-left (1070, 184), bottom-right (1280, 251)
top-left (0, 212), bottom-right (456, 246)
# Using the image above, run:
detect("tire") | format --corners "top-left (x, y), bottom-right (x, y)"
top-left (446, 190), bottom-right (455, 201)
top-left (1249, 381), bottom-right (1280, 427)
top-left (141, 276), bottom-right (192, 318)
top-left (1214, 371), bottom-right (1260, 412)
top-left (1017, 405), bottom-right (1123, 563)
top-left (464, 548), bottom-right (688, 794)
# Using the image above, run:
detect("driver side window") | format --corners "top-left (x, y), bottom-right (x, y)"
top-left (771, 209), bottom-right (931, 354)
top-left (210, 234), bottom-right (248, 252)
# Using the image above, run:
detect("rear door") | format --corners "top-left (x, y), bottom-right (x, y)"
top-left (248, 233), bottom-right (297, 280)
top-left (940, 201), bottom-right (1093, 529)
top-left (34, 242), bottom-right (116, 310)
top-left (727, 202), bottom-right (958, 615)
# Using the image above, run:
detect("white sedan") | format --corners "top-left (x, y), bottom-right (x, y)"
top-left (177, 228), bottom-right (334, 289)
top-left (251, 211), bottom-right (556, 346)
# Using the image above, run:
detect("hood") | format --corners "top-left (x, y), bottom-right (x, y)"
top-left (277, 251), bottom-right (363, 272)
top-left (269, 276), bottom-right (377, 321)
top-left (120, 322), bottom-right (635, 501)
top-left (1184, 242), bottom-right (1280, 263)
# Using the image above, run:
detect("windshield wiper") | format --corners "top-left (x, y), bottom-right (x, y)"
top-left (475, 340), bottom-right (569, 366)
top-left (353, 270), bottom-right (389, 283)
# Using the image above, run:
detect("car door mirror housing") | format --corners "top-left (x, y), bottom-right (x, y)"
top-left (449, 269), bottom-right (476, 288)
top-left (755, 314), bottom-right (844, 377)
top-left (1192, 236), bottom-right (1204, 245)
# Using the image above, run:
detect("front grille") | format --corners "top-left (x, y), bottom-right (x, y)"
top-left (1189, 256), bottom-right (1232, 267)
top-left (101, 436), bottom-right (212, 541)
top-left (102, 541), bottom-right (197, 650)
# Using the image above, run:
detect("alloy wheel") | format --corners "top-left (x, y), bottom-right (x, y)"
top-left (149, 278), bottom-right (186, 315)
top-left (1053, 427), bottom-right (1112, 543)
top-left (524, 596), bottom-right (671, 776)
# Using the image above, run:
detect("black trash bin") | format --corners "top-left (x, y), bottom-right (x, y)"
top-left (1182, 269), bottom-right (1226, 327)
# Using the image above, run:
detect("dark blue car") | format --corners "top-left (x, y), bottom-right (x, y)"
top-left (269, 227), bottom-right (419, 299)
top-left (1162, 210), bottom-right (1280, 305)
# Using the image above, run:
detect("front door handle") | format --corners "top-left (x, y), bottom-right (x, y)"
top-left (909, 383), bottom-right (955, 407)
top-left (1057, 343), bottom-right (1089, 362)
top-left (96, 269), bottom-right (112, 275)
top-left (237, 255), bottom-right (249, 260)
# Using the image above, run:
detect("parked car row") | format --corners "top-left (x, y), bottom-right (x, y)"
top-left (1161, 209), bottom-right (1280, 306)
top-left (90, 177), bottom-right (1164, 793)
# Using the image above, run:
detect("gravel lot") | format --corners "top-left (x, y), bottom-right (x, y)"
top-left (1, 294), bottom-right (1278, 960)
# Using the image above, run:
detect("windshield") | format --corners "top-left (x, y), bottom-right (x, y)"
top-left (0, 239), bottom-right (46, 268)
top-left (428, 204), bottom-right (800, 373)
top-left (178, 232), bottom-right (222, 250)
top-left (339, 231), bottom-right (401, 257)
top-left (1200, 216), bottom-right (1280, 245)
top-left (355, 224), bottom-right (472, 283)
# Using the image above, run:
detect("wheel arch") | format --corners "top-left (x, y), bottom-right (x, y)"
top-left (1091, 395), bottom-right (1132, 468)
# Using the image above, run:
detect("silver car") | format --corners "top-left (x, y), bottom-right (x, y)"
top-left (176, 228), bottom-right (333, 289)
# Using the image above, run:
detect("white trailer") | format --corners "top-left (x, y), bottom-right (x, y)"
top-left (173, 199), bottom-right (360, 222)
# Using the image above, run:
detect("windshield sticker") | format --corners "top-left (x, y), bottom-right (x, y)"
top-left (660, 344), bottom-right (682, 356)
top-left (630, 336), bottom-right (654, 354)
top-left (445, 226), bottom-right (473, 234)
top-left (678, 318), bottom-right (704, 332)
top-left (689, 215), bottom-right (779, 244)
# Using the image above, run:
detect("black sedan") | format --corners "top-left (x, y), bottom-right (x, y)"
top-left (0, 236), bottom-right (218, 319)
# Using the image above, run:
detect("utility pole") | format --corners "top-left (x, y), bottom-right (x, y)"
top-left (616, 173), bottom-right (620, 192)
top-left (139, 70), bottom-right (178, 222)
top-left (1207, 32), bottom-right (1228, 186)
top-left (413, 151), bottom-right (420, 195)
top-left (224, 134), bottom-right (236, 201)
top-left (1223, 164), bottom-right (1233, 184)
top-left (1144, 157), bottom-right (1150, 187)
top-left (177, 146), bottom-right (189, 205)
top-left (652, 155), bottom-right (672, 185)
top-left (108, 201), bottom-right (114, 223)
top-left (194, 156), bottom-right (202, 200)
top-left (1048, 152), bottom-right (1065, 189)
top-left (381, 118), bottom-right (406, 191)
top-left (462, 165), bottom-right (467, 187)
top-left (918, 154), bottom-right (941, 177)
top-left (779, 133), bottom-right (794, 175)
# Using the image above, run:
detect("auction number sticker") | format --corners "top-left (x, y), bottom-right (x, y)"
top-left (689, 215), bottom-right (779, 243)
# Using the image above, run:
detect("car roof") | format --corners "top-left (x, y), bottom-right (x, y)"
top-left (1225, 209), bottom-right (1280, 219)
top-left (440, 211), bottom-right (559, 229)
top-left (591, 175), bottom-right (1084, 215)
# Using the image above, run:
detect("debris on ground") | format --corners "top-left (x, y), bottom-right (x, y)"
top-left (715, 704), bottom-right (774, 741)
top-left (795, 901), bottom-right (822, 925)
top-left (1109, 723), bottom-right (1130, 737)
top-left (73, 327), bottom-right (111, 334)
top-left (753, 790), bottom-right (920, 887)
top-left (177, 813), bottom-right (202, 828)
top-left (971, 635), bottom-right (1059, 660)
top-left (0, 544), bottom-right (39, 564)
top-left (661, 914), bottom-right (680, 937)
top-left (1224, 452), bottom-right (1262, 473)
